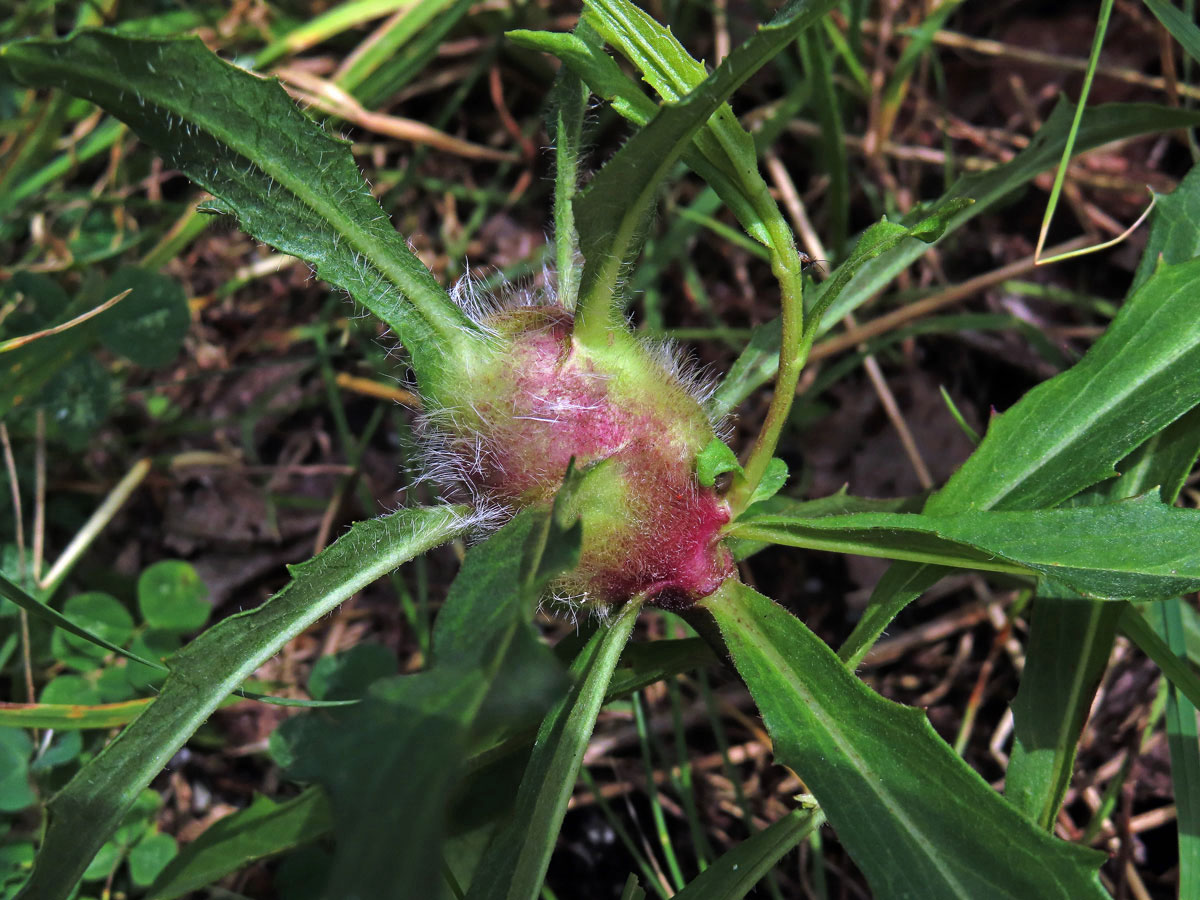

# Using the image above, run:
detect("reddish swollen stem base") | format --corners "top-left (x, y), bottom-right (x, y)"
top-left (429, 305), bottom-right (735, 608)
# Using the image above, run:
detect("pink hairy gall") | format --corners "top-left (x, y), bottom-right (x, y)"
top-left (424, 304), bottom-right (735, 608)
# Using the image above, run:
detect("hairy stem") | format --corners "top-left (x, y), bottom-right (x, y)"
top-left (728, 206), bottom-right (807, 515)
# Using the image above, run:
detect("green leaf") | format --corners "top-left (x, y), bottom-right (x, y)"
top-left (547, 24), bottom-right (590, 311)
top-left (276, 668), bottom-right (487, 900)
top-left (464, 598), bottom-right (641, 900)
top-left (732, 493), bottom-right (1200, 601)
top-left (572, 0), bottom-right (839, 338)
top-left (0, 730), bottom-right (34, 813)
top-left (0, 273), bottom-right (86, 419)
top-left (702, 580), bottom-right (1108, 900)
top-left (81, 840), bottom-right (121, 883)
top-left (747, 457), bottom-right (788, 506)
top-left (97, 268), bottom-right (190, 368)
top-left (1146, 597), bottom-right (1200, 899)
top-left (1006, 404), bottom-right (1200, 830)
top-left (137, 560), bottom-right (210, 634)
top-left (308, 643), bottom-right (395, 701)
top-left (511, 20), bottom-right (772, 255)
top-left (0, 572), bottom-right (165, 671)
top-left (672, 806), bottom-right (823, 900)
top-left (582, 0), bottom-right (756, 194)
top-left (930, 256), bottom-right (1200, 513)
top-left (32, 355), bottom-right (114, 451)
top-left (1133, 158), bottom-right (1200, 292)
top-left (1005, 597), bottom-right (1121, 829)
top-left (147, 789), bottom-right (332, 900)
top-left (128, 832), bottom-right (177, 888)
top-left (506, 29), bottom-right (656, 125)
top-left (619, 874), bottom-right (645, 900)
top-left (841, 253), bottom-right (1200, 664)
top-left (1144, 0), bottom-right (1200, 67)
top-left (730, 487), bottom-right (919, 561)
top-left (15, 504), bottom-right (468, 900)
top-left (707, 319), bottom-right (781, 420)
top-left (41, 675), bottom-right (102, 706)
top-left (29, 730), bottom-right (82, 771)
top-left (710, 199), bottom-right (971, 417)
top-left (124, 629), bottom-right (181, 691)
top-left (809, 199), bottom-right (972, 344)
top-left (0, 842), bottom-right (33, 891)
top-left (278, 512), bottom-right (570, 900)
top-left (696, 438), bottom-right (743, 487)
top-left (518, 465), bottom-right (585, 602)
top-left (818, 99), bottom-right (1200, 331)
top-left (54, 591), bottom-right (135, 664)
top-left (0, 31), bottom-right (486, 400)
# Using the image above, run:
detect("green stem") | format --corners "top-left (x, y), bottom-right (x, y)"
top-left (728, 206), bottom-right (806, 515)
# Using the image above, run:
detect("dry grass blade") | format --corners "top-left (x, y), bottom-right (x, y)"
top-left (275, 66), bottom-right (519, 162)
top-left (0, 289), bottom-right (131, 353)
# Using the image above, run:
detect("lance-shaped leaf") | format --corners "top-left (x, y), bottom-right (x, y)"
top-left (465, 598), bottom-right (641, 900)
top-left (703, 580), bottom-right (1107, 900)
top-left (15, 505), bottom-right (470, 900)
top-left (1006, 398), bottom-right (1200, 830)
top-left (839, 253), bottom-right (1200, 665)
top-left (1005, 594), bottom-right (1121, 829)
top-left (506, 26), bottom-right (770, 251)
top-left (580, 0), bottom-right (772, 243)
top-left (571, 0), bottom-right (839, 339)
top-left (730, 492), bottom-right (1200, 602)
top-left (927, 256), bottom-right (1200, 513)
top-left (274, 506), bottom-right (577, 900)
top-left (1, 32), bottom-right (487, 400)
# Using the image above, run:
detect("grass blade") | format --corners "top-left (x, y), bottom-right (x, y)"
top-left (1148, 597), bottom-right (1200, 899)
top-left (1118, 605), bottom-right (1200, 710)
top-left (1145, 0), bottom-right (1200, 66)
top-left (0, 573), bottom-right (164, 671)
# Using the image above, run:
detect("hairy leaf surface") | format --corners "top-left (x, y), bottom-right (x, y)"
top-left (15, 505), bottom-right (469, 900)
top-left (2, 31), bottom-right (484, 398)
